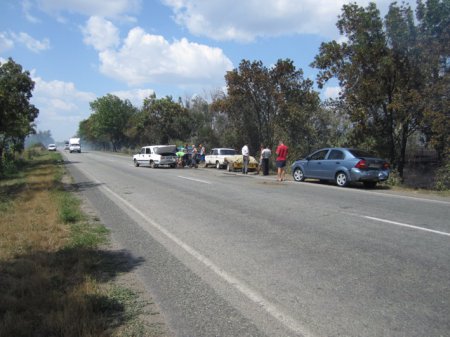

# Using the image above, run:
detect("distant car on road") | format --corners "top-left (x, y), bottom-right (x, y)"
top-left (47, 144), bottom-right (57, 151)
top-left (291, 148), bottom-right (390, 188)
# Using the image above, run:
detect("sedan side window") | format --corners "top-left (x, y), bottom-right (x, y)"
top-left (310, 150), bottom-right (328, 160)
top-left (328, 150), bottom-right (345, 160)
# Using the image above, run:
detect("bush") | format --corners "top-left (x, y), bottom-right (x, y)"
top-left (434, 160), bottom-right (450, 191)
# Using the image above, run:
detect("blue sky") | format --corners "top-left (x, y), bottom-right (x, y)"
top-left (0, 0), bottom-right (415, 142)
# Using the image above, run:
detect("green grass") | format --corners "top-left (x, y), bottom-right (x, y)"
top-left (0, 148), bottom-right (168, 337)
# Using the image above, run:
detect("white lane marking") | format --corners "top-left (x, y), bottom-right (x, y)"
top-left (79, 169), bottom-right (314, 337)
top-left (358, 215), bottom-right (450, 237)
top-left (177, 176), bottom-right (211, 184)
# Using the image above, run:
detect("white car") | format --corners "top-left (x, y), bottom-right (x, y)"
top-left (133, 145), bottom-right (178, 168)
top-left (205, 148), bottom-right (237, 169)
top-left (47, 144), bottom-right (57, 151)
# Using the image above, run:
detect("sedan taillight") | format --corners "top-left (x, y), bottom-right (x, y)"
top-left (355, 159), bottom-right (367, 169)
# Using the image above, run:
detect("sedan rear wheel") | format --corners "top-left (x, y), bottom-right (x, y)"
top-left (335, 171), bottom-right (348, 187)
top-left (216, 161), bottom-right (221, 169)
top-left (293, 167), bottom-right (305, 182)
top-left (227, 163), bottom-right (234, 172)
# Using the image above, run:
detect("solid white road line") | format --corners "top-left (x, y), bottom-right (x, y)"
top-left (79, 168), bottom-right (314, 337)
top-left (362, 215), bottom-right (450, 237)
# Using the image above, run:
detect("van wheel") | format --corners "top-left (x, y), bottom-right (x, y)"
top-left (150, 161), bottom-right (156, 168)
top-left (134, 159), bottom-right (139, 167)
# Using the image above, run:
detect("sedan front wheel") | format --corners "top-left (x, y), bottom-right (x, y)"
top-left (293, 167), bottom-right (305, 182)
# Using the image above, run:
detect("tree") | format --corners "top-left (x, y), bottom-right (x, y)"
top-left (0, 58), bottom-right (39, 172)
top-left (311, 1), bottom-right (448, 179)
top-left (215, 59), bottom-right (320, 156)
top-left (89, 94), bottom-right (138, 151)
top-left (416, 0), bottom-right (450, 162)
top-left (139, 95), bottom-right (192, 145)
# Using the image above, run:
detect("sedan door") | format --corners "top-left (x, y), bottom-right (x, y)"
top-left (303, 149), bottom-right (329, 178)
top-left (321, 149), bottom-right (346, 180)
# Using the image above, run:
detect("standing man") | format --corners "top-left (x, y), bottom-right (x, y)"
top-left (261, 145), bottom-right (271, 176)
top-left (241, 143), bottom-right (249, 174)
top-left (275, 140), bottom-right (288, 181)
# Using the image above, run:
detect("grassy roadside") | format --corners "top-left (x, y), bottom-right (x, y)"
top-left (0, 147), bottom-right (169, 337)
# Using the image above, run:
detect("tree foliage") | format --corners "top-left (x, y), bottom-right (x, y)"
top-left (87, 94), bottom-right (138, 151)
top-left (311, 0), bottom-right (449, 178)
top-left (213, 59), bottom-right (320, 157)
top-left (0, 58), bottom-right (39, 173)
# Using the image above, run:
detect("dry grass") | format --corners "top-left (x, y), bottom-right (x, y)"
top-left (0, 148), bottom-right (168, 337)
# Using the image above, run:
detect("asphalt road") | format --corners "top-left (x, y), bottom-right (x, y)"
top-left (63, 150), bottom-right (450, 337)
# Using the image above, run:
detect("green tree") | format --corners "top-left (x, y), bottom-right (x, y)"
top-left (215, 59), bottom-right (320, 155)
top-left (139, 94), bottom-right (192, 145)
top-left (416, 0), bottom-right (450, 162)
top-left (0, 58), bottom-right (39, 172)
top-left (89, 94), bottom-right (138, 151)
top-left (311, 1), bottom-right (447, 179)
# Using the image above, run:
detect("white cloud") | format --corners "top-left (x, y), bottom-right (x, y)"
top-left (163, 0), bottom-right (416, 42)
top-left (82, 16), bottom-right (120, 51)
top-left (33, 0), bottom-right (141, 21)
top-left (10, 32), bottom-right (50, 53)
top-left (97, 26), bottom-right (233, 88)
top-left (0, 32), bottom-right (14, 53)
top-left (31, 73), bottom-right (96, 140)
top-left (110, 88), bottom-right (155, 107)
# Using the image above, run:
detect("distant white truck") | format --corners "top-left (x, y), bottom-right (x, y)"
top-left (69, 138), bottom-right (81, 153)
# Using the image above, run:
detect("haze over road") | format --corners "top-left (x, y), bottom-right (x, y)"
top-left (63, 150), bottom-right (450, 337)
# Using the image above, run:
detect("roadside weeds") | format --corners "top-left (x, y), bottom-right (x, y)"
top-left (0, 148), bottom-right (170, 337)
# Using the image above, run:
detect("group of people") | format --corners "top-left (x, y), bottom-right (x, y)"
top-left (176, 143), bottom-right (206, 168)
top-left (242, 140), bottom-right (289, 181)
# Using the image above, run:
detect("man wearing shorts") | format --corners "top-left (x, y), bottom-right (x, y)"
top-left (276, 140), bottom-right (288, 181)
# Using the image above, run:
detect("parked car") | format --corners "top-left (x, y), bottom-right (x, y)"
top-left (225, 155), bottom-right (259, 172)
top-left (205, 148), bottom-right (237, 169)
top-left (133, 145), bottom-right (178, 168)
top-left (291, 148), bottom-right (390, 188)
top-left (47, 144), bottom-right (57, 151)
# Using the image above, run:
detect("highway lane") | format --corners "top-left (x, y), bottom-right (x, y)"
top-left (63, 150), bottom-right (450, 337)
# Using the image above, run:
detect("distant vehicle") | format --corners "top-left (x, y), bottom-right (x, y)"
top-left (64, 141), bottom-right (69, 150)
top-left (133, 145), bottom-right (178, 168)
top-left (69, 138), bottom-right (81, 153)
top-left (291, 147), bottom-right (390, 188)
top-left (47, 144), bottom-right (57, 151)
top-left (205, 148), bottom-right (237, 169)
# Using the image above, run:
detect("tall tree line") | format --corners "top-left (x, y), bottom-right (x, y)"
top-left (80, 1), bottom-right (448, 182)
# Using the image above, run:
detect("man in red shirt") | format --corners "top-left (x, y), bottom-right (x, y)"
top-left (275, 140), bottom-right (288, 181)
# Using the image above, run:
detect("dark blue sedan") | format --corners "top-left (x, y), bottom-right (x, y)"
top-left (291, 148), bottom-right (390, 188)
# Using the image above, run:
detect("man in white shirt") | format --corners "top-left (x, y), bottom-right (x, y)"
top-left (241, 144), bottom-right (249, 174)
top-left (261, 145), bottom-right (271, 176)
